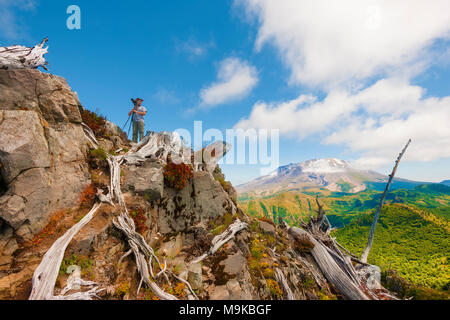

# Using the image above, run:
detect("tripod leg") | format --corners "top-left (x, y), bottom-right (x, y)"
top-left (128, 120), bottom-right (133, 140)
top-left (122, 116), bottom-right (131, 131)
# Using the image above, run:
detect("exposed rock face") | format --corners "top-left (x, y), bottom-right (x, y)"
top-left (259, 220), bottom-right (276, 235)
top-left (124, 159), bottom-right (164, 201)
top-left (156, 171), bottom-right (236, 235)
top-left (0, 69), bottom-right (91, 244)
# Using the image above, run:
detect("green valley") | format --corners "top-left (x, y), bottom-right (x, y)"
top-left (239, 183), bottom-right (450, 298)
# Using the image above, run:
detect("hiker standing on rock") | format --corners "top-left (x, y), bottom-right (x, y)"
top-left (128, 98), bottom-right (147, 143)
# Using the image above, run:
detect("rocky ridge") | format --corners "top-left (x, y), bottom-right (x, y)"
top-left (0, 69), bottom-right (391, 300)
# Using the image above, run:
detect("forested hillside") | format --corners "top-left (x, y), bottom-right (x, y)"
top-left (334, 204), bottom-right (449, 291)
top-left (239, 184), bottom-right (450, 298)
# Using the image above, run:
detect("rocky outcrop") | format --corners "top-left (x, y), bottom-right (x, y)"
top-left (0, 69), bottom-right (392, 301)
top-left (124, 159), bottom-right (164, 201)
top-left (0, 69), bottom-right (91, 245)
top-left (155, 171), bottom-right (237, 235)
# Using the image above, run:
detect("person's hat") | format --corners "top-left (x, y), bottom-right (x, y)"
top-left (136, 98), bottom-right (144, 102)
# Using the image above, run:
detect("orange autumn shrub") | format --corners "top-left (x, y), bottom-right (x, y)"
top-left (130, 209), bottom-right (148, 235)
top-left (26, 210), bottom-right (66, 247)
top-left (79, 184), bottom-right (97, 207)
top-left (80, 108), bottom-right (107, 138)
top-left (163, 162), bottom-right (194, 191)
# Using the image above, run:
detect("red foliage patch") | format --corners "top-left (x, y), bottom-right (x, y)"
top-left (25, 210), bottom-right (66, 247)
top-left (79, 184), bottom-right (97, 208)
top-left (163, 162), bottom-right (194, 191)
top-left (130, 209), bottom-right (148, 235)
top-left (80, 108), bottom-right (107, 138)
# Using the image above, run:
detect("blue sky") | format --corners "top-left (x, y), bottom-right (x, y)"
top-left (1, 0), bottom-right (450, 185)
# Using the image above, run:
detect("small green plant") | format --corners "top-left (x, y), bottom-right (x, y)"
top-left (211, 225), bottom-right (226, 236)
top-left (251, 239), bottom-right (264, 259)
top-left (115, 281), bottom-right (130, 298)
top-left (250, 220), bottom-right (259, 233)
top-left (266, 279), bottom-right (283, 299)
top-left (302, 275), bottom-right (315, 289)
top-left (163, 162), bottom-right (194, 190)
top-left (263, 268), bottom-right (275, 279)
top-left (90, 148), bottom-right (107, 161)
top-left (318, 288), bottom-right (337, 300)
top-left (59, 254), bottom-right (94, 278)
top-left (141, 288), bottom-right (159, 300)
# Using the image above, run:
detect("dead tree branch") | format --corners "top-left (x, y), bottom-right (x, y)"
top-left (0, 38), bottom-right (49, 70)
top-left (191, 219), bottom-right (248, 264)
top-left (29, 203), bottom-right (102, 300)
top-left (360, 139), bottom-right (412, 263)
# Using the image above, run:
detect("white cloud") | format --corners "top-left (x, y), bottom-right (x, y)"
top-left (237, 0), bottom-right (450, 89)
top-left (199, 57), bottom-right (259, 108)
top-left (152, 88), bottom-right (180, 105)
top-left (235, 79), bottom-right (450, 169)
top-left (0, 0), bottom-right (36, 39)
top-left (234, 0), bottom-right (450, 173)
top-left (176, 36), bottom-right (215, 61)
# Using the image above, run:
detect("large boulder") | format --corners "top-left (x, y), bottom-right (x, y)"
top-left (0, 69), bottom-right (91, 245)
top-left (157, 171), bottom-right (236, 235)
top-left (124, 159), bottom-right (164, 201)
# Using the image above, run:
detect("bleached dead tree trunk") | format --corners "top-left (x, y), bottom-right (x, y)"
top-left (275, 268), bottom-right (295, 300)
top-left (112, 213), bottom-right (178, 300)
top-left (82, 123), bottom-right (99, 149)
top-left (0, 38), bottom-right (49, 70)
top-left (106, 153), bottom-right (178, 300)
top-left (287, 225), bottom-right (370, 300)
top-left (191, 219), bottom-right (248, 264)
top-left (29, 203), bottom-right (103, 300)
top-left (360, 139), bottom-right (412, 263)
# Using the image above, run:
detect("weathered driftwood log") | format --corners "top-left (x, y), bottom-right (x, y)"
top-left (193, 141), bottom-right (232, 172)
top-left (124, 131), bottom-right (192, 166)
top-left (289, 249), bottom-right (329, 290)
top-left (288, 226), bottom-right (370, 300)
top-left (113, 213), bottom-right (178, 300)
top-left (360, 139), bottom-right (412, 263)
top-left (105, 151), bottom-right (178, 300)
top-left (29, 203), bottom-right (102, 300)
top-left (275, 268), bottom-right (295, 300)
top-left (59, 270), bottom-right (99, 298)
top-left (96, 187), bottom-right (115, 207)
top-left (192, 219), bottom-right (248, 264)
top-left (169, 272), bottom-right (199, 300)
top-left (82, 123), bottom-right (99, 149)
top-left (106, 156), bottom-right (126, 207)
top-left (0, 38), bottom-right (49, 70)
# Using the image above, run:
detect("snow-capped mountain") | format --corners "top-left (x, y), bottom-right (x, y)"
top-left (237, 158), bottom-right (387, 195)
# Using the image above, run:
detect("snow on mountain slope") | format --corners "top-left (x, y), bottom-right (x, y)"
top-left (237, 158), bottom-right (386, 195)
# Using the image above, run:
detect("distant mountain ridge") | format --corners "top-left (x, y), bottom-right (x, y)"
top-left (237, 158), bottom-right (427, 195)
top-left (441, 180), bottom-right (450, 186)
